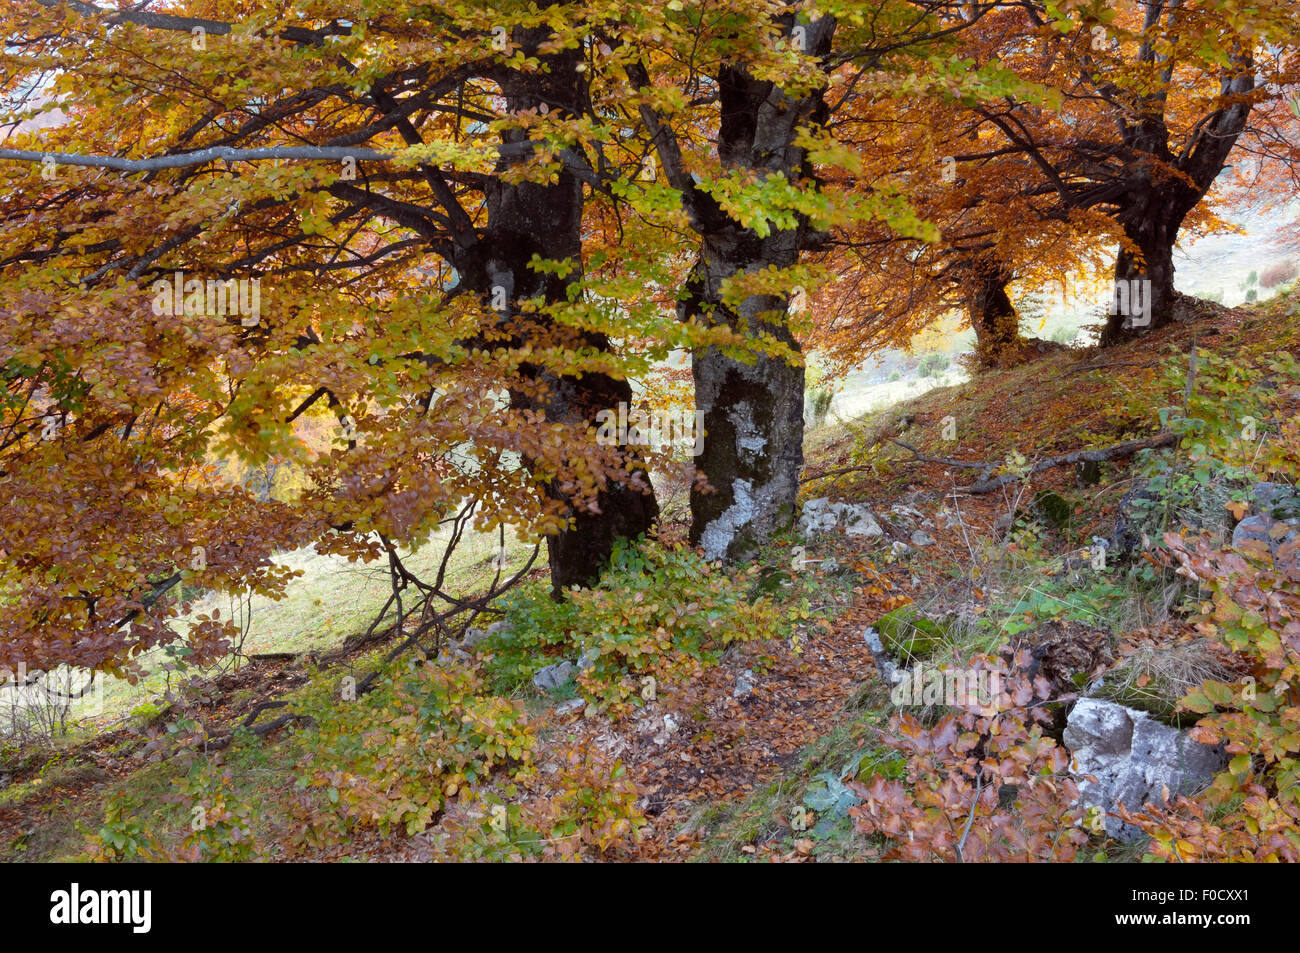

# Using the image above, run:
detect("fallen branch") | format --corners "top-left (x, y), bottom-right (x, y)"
top-left (246, 652), bottom-right (298, 664)
top-left (891, 440), bottom-right (996, 479)
top-left (800, 463), bottom-right (876, 484)
top-left (801, 438), bottom-right (996, 485)
top-left (241, 699), bottom-right (288, 729)
top-left (249, 713), bottom-right (316, 737)
top-left (954, 433), bottom-right (1176, 494)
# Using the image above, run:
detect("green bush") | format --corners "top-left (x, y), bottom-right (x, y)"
top-left (298, 661), bottom-right (534, 837)
top-left (484, 539), bottom-right (780, 708)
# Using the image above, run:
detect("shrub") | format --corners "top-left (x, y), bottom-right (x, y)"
top-left (89, 762), bottom-right (265, 862)
top-left (1120, 533), bottom-right (1300, 861)
top-left (1260, 259), bottom-right (1298, 289)
top-left (806, 387), bottom-right (834, 428)
top-left (88, 794), bottom-right (163, 861)
top-left (849, 652), bottom-right (1089, 861)
top-left (432, 744), bottom-right (646, 861)
top-left (918, 354), bottom-right (950, 378)
top-left (298, 659), bottom-right (534, 837)
top-left (1121, 350), bottom-right (1300, 576)
top-left (484, 539), bottom-right (780, 709)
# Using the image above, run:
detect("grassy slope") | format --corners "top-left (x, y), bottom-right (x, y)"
top-left (693, 290), bottom-right (1300, 861)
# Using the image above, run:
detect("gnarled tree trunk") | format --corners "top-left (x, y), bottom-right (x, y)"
top-left (967, 259), bottom-right (1062, 368)
top-left (467, 21), bottom-right (657, 591)
top-left (684, 244), bottom-right (805, 562)
top-left (968, 260), bottom-right (1024, 367)
top-left (678, 21), bottom-right (834, 561)
top-left (1100, 209), bottom-right (1180, 345)
top-left (1099, 60), bottom-right (1254, 347)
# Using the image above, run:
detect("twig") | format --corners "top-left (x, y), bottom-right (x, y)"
top-left (955, 770), bottom-right (983, 863)
top-left (891, 439), bottom-right (993, 472)
top-left (800, 463), bottom-right (876, 484)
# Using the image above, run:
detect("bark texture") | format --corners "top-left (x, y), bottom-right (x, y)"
top-left (967, 259), bottom-right (1063, 368)
top-left (463, 21), bottom-right (657, 591)
top-left (968, 260), bottom-right (1024, 367)
top-left (671, 18), bottom-right (835, 560)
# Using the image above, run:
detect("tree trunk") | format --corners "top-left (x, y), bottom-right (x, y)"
top-left (685, 249), bottom-right (805, 562)
top-left (1098, 60), bottom-right (1253, 347)
top-left (968, 261), bottom-right (1024, 368)
top-left (471, 22), bottom-right (657, 591)
top-left (1100, 210), bottom-right (1179, 346)
top-left (679, 21), bottom-right (833, 561)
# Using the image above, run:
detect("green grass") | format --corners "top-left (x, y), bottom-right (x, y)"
top-left (29, 522), bottom-right (533, 733)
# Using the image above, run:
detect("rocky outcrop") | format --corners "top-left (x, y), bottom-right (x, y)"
top-left (1063, 698), bottom-right (1227, 840)
top-left (798, 497), bottom-right (883, 540)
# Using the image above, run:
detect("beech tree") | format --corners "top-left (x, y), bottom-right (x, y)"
top-left (630, 1), bottom-right (1006, 556)
top-left (967, 0), bottom-right (1300, 342)
top-left (810, 0), bottom-right (1299, 366)
top-left (809, 84), bottom-right (1116, 370)
top-left (0, 0), bottom-right (684, 671)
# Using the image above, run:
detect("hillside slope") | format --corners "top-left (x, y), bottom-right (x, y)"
top-left (3, 290), bottom-right (1298, 862)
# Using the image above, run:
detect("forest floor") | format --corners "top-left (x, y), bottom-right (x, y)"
top-left (3, 289), bottom-right (1298, 862)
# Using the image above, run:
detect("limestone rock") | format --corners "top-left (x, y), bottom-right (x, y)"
top-left (1064, 698), bottom-right (1227, 840)
top-left (532, 660), bottom-right (575, 692)
top-left (798, 497), bottom-right (883, 540)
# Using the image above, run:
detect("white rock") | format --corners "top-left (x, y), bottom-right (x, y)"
top-left (532, 660), bottom-right (576, 692)
top-left (841, 504), bottom-right (883, 538)
top-left (799, 497), bottom-right (881, 539)
top-left (890, 504), bottom-right (924, 524)
top-left (555, 697), bottom-right (585, 715)
top-left (1064, 698), bottom-right (1227, 840)
top-left (798, 497), bottom-right (841, 537)
top-left (863, 627), bottom-right (905, 686)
